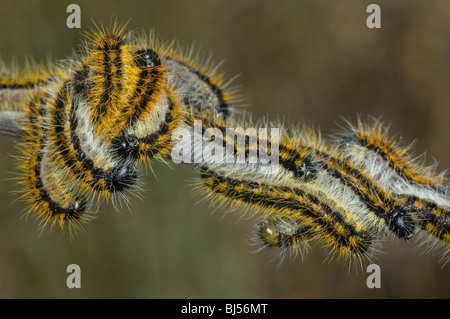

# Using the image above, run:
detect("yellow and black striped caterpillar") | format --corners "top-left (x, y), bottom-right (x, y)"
top-left (0, 22), bottom-right (448, 268)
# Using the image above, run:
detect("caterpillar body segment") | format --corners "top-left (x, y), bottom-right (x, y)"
top-left (0, 59), bottom-right (53, 99)
top-left (15, 87), bottom-right (91, 234)
top-left (0, 61), bottom-right (61, 138)
top-left (337, 118), bottom-right (447, 189)
top-left (335, 118), bottom-right (448, 205)
top-left (163, 56), bottom-right (236, 117)
top-left (0, 110), bottom-right (26, 137)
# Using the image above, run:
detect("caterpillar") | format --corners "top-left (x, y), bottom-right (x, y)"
top-left (0, 22), bottom-right (448, 267)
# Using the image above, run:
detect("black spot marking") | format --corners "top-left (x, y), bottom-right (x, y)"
top-left (74, 68), bottom-right (94, 96)
top-left (110, 134), bottom-right (140, 159)
top-left (388, 207), bottom-right (416, 240)
top-left (104, 164), bottom-right (138, 192)
top-left (134, 49), bottom-right (161, 68)
top-left (294, 155), bottom-right (319, 181)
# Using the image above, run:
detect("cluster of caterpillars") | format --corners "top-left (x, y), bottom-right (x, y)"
top-left (0, 23), bottom-right (448, 267)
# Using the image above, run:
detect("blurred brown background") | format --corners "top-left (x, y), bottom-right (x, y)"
top-left (0, 0), bottom-right (449, 298)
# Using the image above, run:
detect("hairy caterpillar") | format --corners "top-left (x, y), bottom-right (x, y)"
top-left (0, 22), bottom-right (448, 267)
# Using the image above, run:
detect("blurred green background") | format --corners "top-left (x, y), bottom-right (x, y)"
top-left (0, 0), bottom-right (449, 298)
